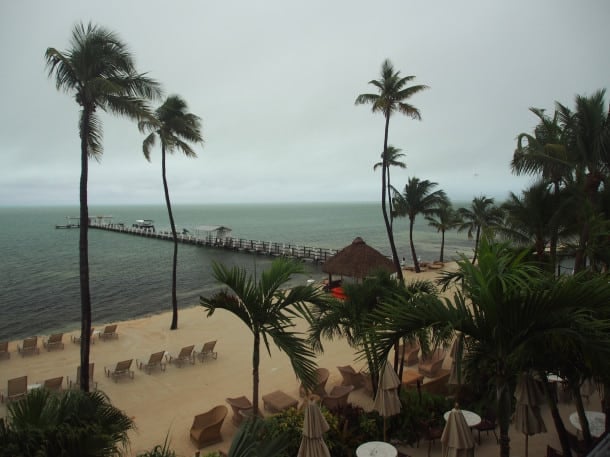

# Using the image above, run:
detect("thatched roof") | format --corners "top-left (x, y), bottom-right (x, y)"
top-left (322, 237), bottom-right (397, 279)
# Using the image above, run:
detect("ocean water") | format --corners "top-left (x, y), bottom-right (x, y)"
top-left (0, 202), bottom-right (473, 341)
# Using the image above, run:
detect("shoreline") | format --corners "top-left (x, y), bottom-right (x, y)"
top-left (0, 262), bottom-right (574, 457)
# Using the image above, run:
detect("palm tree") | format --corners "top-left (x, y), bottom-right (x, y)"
top-left (139, 95), bottom-right (203, 330)
top-left (0, 388), bottom-right (135, 457)
top-left (457, 196), bottom-right (503, 264)
top-left (356, 59), bottom-right (429, 281)
top-left (373, 145), bottom-right (407, 230)
top-left (425, 199), bottom-right (460, 263)
top-left (392, 177), bottom-right (447, 272)
top-left (45, 22), bottom-right (161, 391)
top-left (200, 258), bottom-right (329, 417)
top-left (371, 239), bottom-right (610, 457)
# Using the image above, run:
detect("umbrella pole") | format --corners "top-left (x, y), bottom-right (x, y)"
top-left (525, 434), bottom-right (529, 457)
top-left (383, 416), bottom-right (387, 442)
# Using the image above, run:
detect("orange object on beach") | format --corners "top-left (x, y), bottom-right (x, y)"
top-left (331, 287), bottom-right (347, 300)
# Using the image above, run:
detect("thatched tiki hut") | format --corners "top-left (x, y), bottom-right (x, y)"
top-left (322, 237), bottom-right (397, 287)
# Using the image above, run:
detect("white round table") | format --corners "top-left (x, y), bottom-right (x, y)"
top-left (444, 409), bottom-right (482, 427)
top-left (356, 441), bottom-right (398, 457)
top-left (569, 411), bottom-right (606, 438)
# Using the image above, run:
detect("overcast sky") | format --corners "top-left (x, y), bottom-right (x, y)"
top-left (1, 1), bottom-right (608, 206)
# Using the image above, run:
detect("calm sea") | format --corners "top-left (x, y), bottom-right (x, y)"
top-left (0, 202), bottom-right (473, 341)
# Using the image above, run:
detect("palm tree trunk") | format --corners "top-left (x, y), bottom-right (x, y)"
top-left (440, 230), bottom-right (446, 263)
top-left (541, 379), bottom-right (572, 457)
top-left (162, 146), bottom-right (179, 330)
top-left (252, 331), bottom-right (260, 418)
top-left (572, 384), bottom-right (593, 447)
top-left (409, 218), bottom-right (420, 273)
top-left (472, 226), bottom-right (481, 265)
top-left (496, 371), bottom-right (512, 457)
top-left (79, 109), bottom-right (93, 392)
top-left (382, 115), bottom-right (403, 282)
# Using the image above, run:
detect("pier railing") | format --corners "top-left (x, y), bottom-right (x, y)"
top-left (88, 222), bottom-right (337, 263)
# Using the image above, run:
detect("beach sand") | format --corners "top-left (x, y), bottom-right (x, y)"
top-left (0, 264), bottom-right (601, 456)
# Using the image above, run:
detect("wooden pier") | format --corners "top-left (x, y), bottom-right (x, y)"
top-left (88, 221), bottom-right (338, 263)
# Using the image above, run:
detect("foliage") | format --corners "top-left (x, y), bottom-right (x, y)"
top-left (0, 388), bottom-right (135, 457)
top-left (391, 389), bottom-right (452, 445)
top-left (136, 432), bottom-right (177, 457)
top-left (200, 257), bottom-right (329, 415)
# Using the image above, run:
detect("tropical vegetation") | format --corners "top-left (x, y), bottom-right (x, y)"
top-left (199, 258), bottom-right (329, 417)
top-left (139, 95), bottom-right (204, 330)
top-left (356, 59), bottom-right (429, 281)
top-left (45, 22), bottom-right (162, 390)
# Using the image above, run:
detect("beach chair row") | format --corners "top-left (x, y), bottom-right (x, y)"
top-left (0, 325), bottom-right (120, 360)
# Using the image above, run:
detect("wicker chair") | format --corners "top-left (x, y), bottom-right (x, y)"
top-left (322, 385), bottom-right (354, 411)
top-left (190, 405), bottom-right (228, 449)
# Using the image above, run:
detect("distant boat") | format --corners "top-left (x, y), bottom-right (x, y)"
top-left (132, 219), bottom-right (156, 232)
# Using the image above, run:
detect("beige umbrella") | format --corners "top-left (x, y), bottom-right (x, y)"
top-left (297, 396), bottom-right (330, 457)
top-left (373, 360), bottom-right (402, 441)
top-left (441, 407), bottom-right (475, 457)
top-left (514, 372), bottom-right (547, 457)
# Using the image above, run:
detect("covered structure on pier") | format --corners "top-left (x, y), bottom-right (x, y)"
top-left (194, 225), bottom-right (232, 244)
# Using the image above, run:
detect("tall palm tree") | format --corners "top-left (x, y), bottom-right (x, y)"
top-left (372, 239), bottom-right (610, 457)
top-left (200, 258), bottom-right (328, 417)
top-left (373, 145), bottom-right (407, 230)
top-left (356, 59), bottom-right (429, 281)
top-left (45, 22), bottom-right (161, 391)
top-left (392, 177), bottom-right (447, 272)
top-left (457, 196), bottom-right (503, 264)
top-left (0, 388), bottom-right (135, 457)
top-left (139, 95), bottom-right (203, 330)
top-left (425, 199), bottom-right (460, 263)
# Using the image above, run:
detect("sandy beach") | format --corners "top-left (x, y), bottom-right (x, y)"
top-left (0, 264), bottom-right (602, 457)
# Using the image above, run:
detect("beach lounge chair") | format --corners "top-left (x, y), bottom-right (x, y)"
top-left (71, 328), bottom-right (95, 344)
top-left (418, 349), bottom-right (446, 378)
top-left (299, 367), bottom-right (329, 397)
top-left (322, 385), bottom-right (354, 411)
top-left (18, 336), bottom-right (40, 356)
top-left (137, 351), bottom-right (166, 374)
top-left (43, 376), bottom-right (64, 392)
top-left (43, 333), bottom-right (65, 351)
top-left (395, 341), bottom-right (420, 366)
top-left (226, 396), bottom-right (261, 426)
top-left (169, 345), bottom-right (195, 367)
top-left (196, 340), bottom-right (218, 362)
top-left (69, 363), bottom-right (97, 390)
top-left (0, 341), bottom-right (10, 359)
top-left (105, 359), bottom-right (134, 382)
top-left (99, 324), bottom-right (118, 340)
top-left (189, 405), bottom-right (228, 449)
top-left (5, 376), bottom-right (27, 403)
top-left (337, 365), bottom-right (365, 388)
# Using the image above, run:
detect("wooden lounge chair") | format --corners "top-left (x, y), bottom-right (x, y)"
top-left (18, 336), bottom-right (40, 356)
top-left (138, 351), bottom-right (166, 374)
top-left (196, 340), bottom-right (218, 362)
top-left (0, 341), bottom-right (10, 359)
top-left (43, 376), bottom-right (64, 392)
top-left (418, 371), bottom-right (450, 396)
top-left (43, 333), bottom-right (65, 351)
top-left (337, 365), bottom-right (365, 388)
top-left (299, 367), bottom-right (330, 397)
top-left (395, 341), bottom-right (420, 366)
top-left (418, 349), bottom-right (446, 378)
top-left (71, 328), bottom-right (95, 344)
top-left (5, 376), bottom-right (27, 403)
top-left (169, 345), bottom-right (195, 367)
top-left (69, 363), bottom-right (97, 390)
top-left (322, 385), bottom-right (354, 411)
top-left (190, 405), bottom-right (228, 449)
top-left (226, 396), bottom-right (261, 426)
top-left (105, 359), bottom-right (134, 382)
top-left (99, 324), bottom-right (118, 340)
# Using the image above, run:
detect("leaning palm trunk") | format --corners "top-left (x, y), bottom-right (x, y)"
top-left (409, 218), bottom-right (420, 273)
top-left (572, 384), bottom-right (593, 447)
top-left (252, 331), bottom-right (261, 418)
top-left (540, 379), bottom-right (573, 457)
top-left (497, 374), bottom-right (512, 457)
top-left (78, 109), bottom-right (93, 392)
top-left (162, 146), bottom-right (179, 330)
top-left (381, 116), bottom-right (403, 283)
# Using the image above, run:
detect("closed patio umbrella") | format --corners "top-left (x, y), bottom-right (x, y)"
top-left (441, 407), bottom-right (475, 457)
top-left (297, 396), bottom-right (330, 457)
top-left (373, 361), bottom-right (402, 441)
top-left (514, 372), bottom-right (546, 457)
